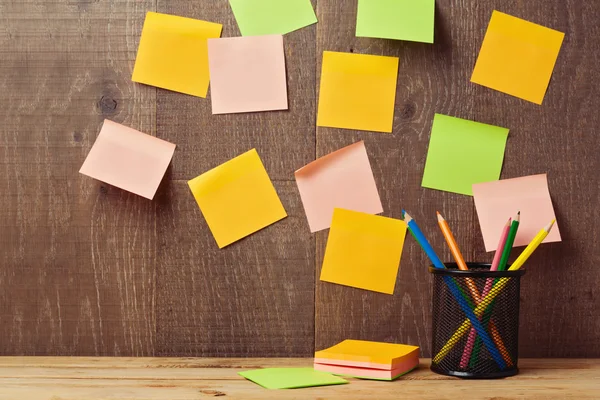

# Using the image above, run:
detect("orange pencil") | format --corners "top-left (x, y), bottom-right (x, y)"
top-left (436, 211), bottom-right (480, 303)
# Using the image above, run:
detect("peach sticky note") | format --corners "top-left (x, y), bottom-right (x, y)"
top-left (188, 149), bottom-right (287, 248)
top-left (471, 10), bottom-right (565, 105)
top-left (313, 360), bottom-right (418, 381)
top-left (208, 35), bottom-right (288, 114)
top-left (132, 12), bottom-right (223, 98)
top-left (79, 120), bottom-right (176, 200)
top-left (320, 209), bottom-right (407, 294)
top-left (317, 51), bottom-right (399, 133)
top-left (295, 141), bottom-right (383, 232)
top-left (472, 174), bottom-right (561, 252)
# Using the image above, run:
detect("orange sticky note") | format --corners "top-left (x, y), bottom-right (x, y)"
top-left (472, 174), bottom-right (561, 252)
top-left (471, 10), bottom-right (564, 105)
top-left (320, 209), bottom-right (407, 295)
top-left (314, 339), bottom-right (419, 381)
top-left (295, 141), bottom-right (383, 232)
top-left (207, 35), bottom-right (288, 114)
top-left (317, 51), bottom-right (399, 133)
top-left (188, 149), bottom-right (287, 248)
top-left (132, 12), bottom-right (223, 98)
top-left (315, 339), bottom-right (419, 369)
top-left (79, 120), bottom-right (176, 200)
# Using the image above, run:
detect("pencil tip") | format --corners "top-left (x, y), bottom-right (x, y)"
top-left (515, 212), bottom-right (521, 222)
top-left (436, 211), bottom-right (444, 221)
top-left (545, 219), bottom-right (556, 232)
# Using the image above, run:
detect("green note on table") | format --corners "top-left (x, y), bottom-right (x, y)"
top-left (356, 0), bottom-right (435, 43)
top-left (229, 0), bottom-right (317, 36)
top-left (421, 114), bottom-right (509, 196)
top-left (239, 367), bottom-right (348, 389)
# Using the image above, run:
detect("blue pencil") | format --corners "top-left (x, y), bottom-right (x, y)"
top-left (403, 210), bottom-right (506, 369)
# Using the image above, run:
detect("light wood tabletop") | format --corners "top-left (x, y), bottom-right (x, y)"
top-left (0, 357), bottom-right (598, 399)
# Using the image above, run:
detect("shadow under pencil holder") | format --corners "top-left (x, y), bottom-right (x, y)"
top-left (429, 263), bottom-right (525, 379)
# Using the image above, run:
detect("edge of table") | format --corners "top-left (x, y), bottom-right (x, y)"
top-left (0, 357), bottom-right (598, 399)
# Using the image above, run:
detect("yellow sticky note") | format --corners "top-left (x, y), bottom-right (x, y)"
top-left (317, 51), bottom-right (399, 133)
top-left (132, 12), bottom-right (223, 98)
top-left (471, 11), bottom-right (564, 105)
top-left (315, 340), bottom-right (419, 368)
top-left (320, 209), bottom-right (407, 294)
top-left (188, 149), bottom-right (287, 248)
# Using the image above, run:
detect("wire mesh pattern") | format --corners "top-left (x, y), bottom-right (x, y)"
top-left (430, 264), bottom-right (525, 378)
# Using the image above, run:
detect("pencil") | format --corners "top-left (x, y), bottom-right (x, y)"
top-left (460, 218), bottom-right (512, 369)
top-left (403, 211), bottom-right (445, 270)
top-left (403, 211), bottom-right (507, 369)
top-left (434, 219), bottom-right (556, 364)
top-left (498, 212), bottom-right (520, 271)
top-left (491, 218), bottom-right (512, 272)
top-left (404, 211), bottom-right (475, 307)
top-left (436, 212), bottom-right (481, 303)
top-left (470, 215), bottom-right (518, 364)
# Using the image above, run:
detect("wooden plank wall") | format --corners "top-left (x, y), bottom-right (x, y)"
top-left (0, 0), bottom-right (598, 357)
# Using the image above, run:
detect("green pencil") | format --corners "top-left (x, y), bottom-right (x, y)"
top-left (469, 212), bottom-right (520, 367)
top-left (497, 212), bottom-right (520, 271)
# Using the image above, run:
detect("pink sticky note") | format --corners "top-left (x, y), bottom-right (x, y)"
top-left (473, 174), bottom-right (561, 252)
top-left (294, 141), bottom-right (383, 232)
top-left (79, 120), bottom-right (176, 200)
top-left (207, 35), bottom-right (288, 114)
top-left (314, 355), bottom-right (418, 380)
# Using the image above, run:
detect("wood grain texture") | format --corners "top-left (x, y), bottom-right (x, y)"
top-left (153, 0), bottom-right (316, 356)
top-left (0, 357), bottom-right (599, 399)
top-left (0, 0), bottom-right (157, 355)
top-left (0, 0), bottom-right (599, 358)
top-left (471, 1), bottom-right (600, 357)
top-left (315, 0), bottom-right (600, 358)
top-left (315, 0), bottom-right (486, 356)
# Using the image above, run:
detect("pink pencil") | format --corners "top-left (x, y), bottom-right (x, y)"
top-left (460, 217), bottom-right (512, 369)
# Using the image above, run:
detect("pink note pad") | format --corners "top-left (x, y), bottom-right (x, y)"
top-left (473, 174), bottom-right (561, 252)
top-left (313, 357), bottom-right (408, 370)
top-left (314, 356), bottom-right (419, 381)
top-left (207, 35), bottom-right (288, 114)
top-left (294, 141), bottom-right (383, 232)
top-left (79, 120), bottom-right (176, 200)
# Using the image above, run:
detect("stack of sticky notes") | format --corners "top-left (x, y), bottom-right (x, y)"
top-left (314, 340), bottom-right (419, 380)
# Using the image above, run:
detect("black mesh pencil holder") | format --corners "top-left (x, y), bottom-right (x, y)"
top-left (429, 263), bottom-right (525, 379)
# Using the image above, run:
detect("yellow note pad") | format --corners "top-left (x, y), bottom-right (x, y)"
top-left (317, 51), bottom-right (399, 133)
top-left (188, 149), bottom-right (287, 248)
top-left (471, 10), bottom-right (564, 105)
top-left (132, 12), bottom-right (223, 98)
top-left (320, 209), bottom-right (407, 294)
top-left (315, 339), bottom-right (419, 368)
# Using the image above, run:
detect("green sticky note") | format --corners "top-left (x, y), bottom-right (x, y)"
top-left (229, 0), bottom-right (318, 36)
top-left (421, 114), bottom-right (509, 196)
top-left (239, 367), bottom-right (348, 389)
top-left (356, 0), bottom-right (435, 43)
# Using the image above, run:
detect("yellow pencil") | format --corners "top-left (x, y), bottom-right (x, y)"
top-left (433, 219), bottom-right (556, 363)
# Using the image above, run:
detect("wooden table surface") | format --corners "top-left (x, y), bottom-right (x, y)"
top-left (0, 357), bottom-right (598, 399)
